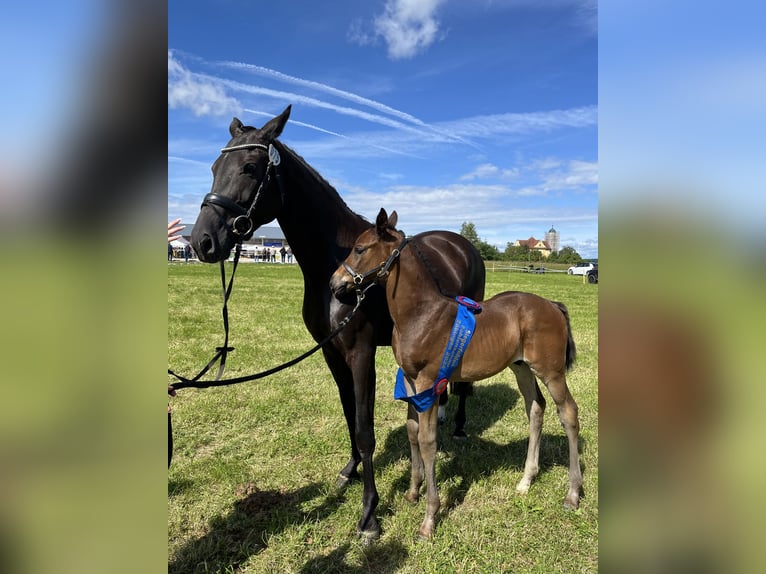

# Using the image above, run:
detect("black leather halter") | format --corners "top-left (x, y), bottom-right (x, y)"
top-left (341, 236), bottom-right (410, 288)
top-left (201, 142), bottom-right (283, 241)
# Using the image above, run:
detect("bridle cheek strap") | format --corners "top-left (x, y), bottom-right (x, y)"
top-left (201, 142), bottom-right (283, 241)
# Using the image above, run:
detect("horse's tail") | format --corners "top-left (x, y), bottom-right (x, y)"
top-left (554, 301), bottom-right (577, 371)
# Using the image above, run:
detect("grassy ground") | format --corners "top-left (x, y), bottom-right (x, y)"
top-left (168, 262), bottom-right (598, 573)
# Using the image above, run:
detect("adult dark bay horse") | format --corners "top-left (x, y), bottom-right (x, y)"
top-left (189, 106), bottom-right (484, 541)
top-left (331, 209), bottom-right (582, 539)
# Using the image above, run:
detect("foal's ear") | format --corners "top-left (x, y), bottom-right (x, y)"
top-left (229, 117), bottom-right (245, 138)
top-left (260, 105), bottom-right (292, 140)
top-left (375, 208), bottom-right (389, 235)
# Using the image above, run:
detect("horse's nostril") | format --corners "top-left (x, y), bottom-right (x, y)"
top-left (199, 234), bottom-right (214, 255)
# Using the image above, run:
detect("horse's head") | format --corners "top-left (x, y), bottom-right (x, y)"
top-left (330, 208), bottom-right (405, 297)
top-left (191, 105), bottom-right (292, 262)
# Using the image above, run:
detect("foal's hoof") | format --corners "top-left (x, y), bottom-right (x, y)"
top-left (452, 429), bottom-right (468, 440)
top-left (417, 525), bottom-right (434, 541)
top-left (563, 493), bottom-right (581, 510)
top-left (404, 490), bottom-right (420, 504)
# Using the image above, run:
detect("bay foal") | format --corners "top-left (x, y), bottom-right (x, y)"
top-left (330, 209), bottom-right (582, 539)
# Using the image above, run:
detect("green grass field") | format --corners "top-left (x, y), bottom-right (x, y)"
top-left (168, 262), bottom-right (598, 573)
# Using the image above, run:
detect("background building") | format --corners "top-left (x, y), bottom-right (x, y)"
top-left (173, 223), bottom-right (291, 261)
top-left (512, 236), bottom-right (553, 259)
top-left (545, 225), bottom-right (560, 254)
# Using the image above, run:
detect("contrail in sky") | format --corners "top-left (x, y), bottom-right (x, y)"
top-left (217, 60), bottom-right (478, 148)
top-left (244, 108), bottom-right (417, 157)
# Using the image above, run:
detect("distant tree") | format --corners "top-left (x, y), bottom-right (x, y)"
top-left (477, 241), bottom-right (501, 260)
top-left (555, 246), bottom-right (582, 264)
top-left (459, 222), bottom-right (480, 245)
top-left (460, 221), bottom-right (501, 260)
top-left (504, 243), bottom-right (528, 261)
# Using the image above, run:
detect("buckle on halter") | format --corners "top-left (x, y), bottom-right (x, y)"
top-left (232, 215), bottom-right (254, 237)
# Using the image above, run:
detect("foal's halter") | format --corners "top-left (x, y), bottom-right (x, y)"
top-left (341, 235), bottom-right (410, 289)
top-left (200, 142), bottom-right (283, 240)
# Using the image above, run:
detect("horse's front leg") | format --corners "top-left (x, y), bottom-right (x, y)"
top-left (322, 346), bottom-right (361, 488)
top-left (405, 402), bottom-right (423, 503)
top-left (350, 350), bottom-right (381, 543)
top-left (417, 403), bottom-right (441, 539)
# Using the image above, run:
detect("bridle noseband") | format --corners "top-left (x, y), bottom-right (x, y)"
top-left (342, 235), bottom-right (410, 290)
top-left (201, 142), bottom-right (283, 241)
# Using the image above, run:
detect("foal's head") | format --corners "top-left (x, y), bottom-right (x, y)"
top-left (330, 208), bottom-right (403, 297)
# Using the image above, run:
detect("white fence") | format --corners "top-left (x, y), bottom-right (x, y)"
top-left (484, 262), bottom-right (568, 274)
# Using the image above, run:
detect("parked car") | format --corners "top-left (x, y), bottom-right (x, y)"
top-left (585, 266), bottom-right (598, 284)
top-left (567, 262), bottom-right (596, 275)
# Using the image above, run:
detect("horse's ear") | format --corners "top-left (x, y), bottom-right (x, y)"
top-left (260, 105), bottom-right (292, 140)
top-left (375, 208), bottom-right (389, 235)
top-left (388, 210), bottom-right (398, 229)
top-left (229, 117), bottom-right (245, 138)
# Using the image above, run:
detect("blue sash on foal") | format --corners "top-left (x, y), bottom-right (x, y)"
top-left (394, 296), bottom-right (482, 412)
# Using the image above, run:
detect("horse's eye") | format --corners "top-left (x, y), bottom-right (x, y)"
top-left (354, 245), bottom-right (367, 255)
top-left (242, 163), bottom-right (257, 176)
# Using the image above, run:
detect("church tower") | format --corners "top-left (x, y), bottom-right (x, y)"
top-left (545, 225), bottom-right (560, 254)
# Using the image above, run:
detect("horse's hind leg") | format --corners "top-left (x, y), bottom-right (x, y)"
top-left (437, 382), bottom-right (470, 439)
top-left (543, 373), bottom-right (582, 509)
top-left (452, 381), bottom-right (472, 439)
top-left (437, 391), bottom-right (448, 425)
top-left (510, 362), bottom-right (546, 495)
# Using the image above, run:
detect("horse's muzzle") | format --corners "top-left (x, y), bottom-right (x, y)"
top-left (329, 272), bottom-right (354, 298)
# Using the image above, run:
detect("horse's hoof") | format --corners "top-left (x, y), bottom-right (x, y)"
top-left (336, 473), bottom-right (357, 490)
top-left (563, 495), bottom-right (581, 510)
top-left (357, 528), bottom-right (380, 546)
top-left (404, 491), bottom-right (420, 504)
top-left (515, 483), bottom-right (530, 495)
top-left (417, 528), bottom-right (434, 541)
top-left (452, 429), bottom-right (468, 440)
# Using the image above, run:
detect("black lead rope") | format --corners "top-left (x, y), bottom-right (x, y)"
top-left (168, 242), bottom-right (243, 386)
top-left (168, 279), bottom-right (373, 392)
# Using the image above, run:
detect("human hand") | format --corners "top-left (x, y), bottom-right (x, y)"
top-left (168, 218), bottom-right (185, 243)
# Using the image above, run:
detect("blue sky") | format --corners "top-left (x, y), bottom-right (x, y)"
top-left (169, 0), bottom-right (598, 257)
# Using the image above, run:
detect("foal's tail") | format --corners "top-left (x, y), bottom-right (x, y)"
top-left (554, 301), bottom-right (577, 370)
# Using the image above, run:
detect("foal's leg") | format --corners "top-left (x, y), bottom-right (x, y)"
top-left (417, 404), bottom-right (441, 539)
top-left (543, 374), bottom-right (582, 509)
top-left (405, 402), bottom-right (424, 503)
top-left (510, 362), bottom-right (546, 495)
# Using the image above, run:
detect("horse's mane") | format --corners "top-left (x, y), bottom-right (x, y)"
top-left (278, 141), bottom-right (370, 247)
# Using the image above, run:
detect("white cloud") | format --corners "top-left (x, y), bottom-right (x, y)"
top-left (367, 0), bottom-right (447, 60)
top-left (540, 160), bottom-right (598, 190)
top-left (461, 163), bottom-right (519, 181)
top-left (168, 51), bottom-right (240, 117)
